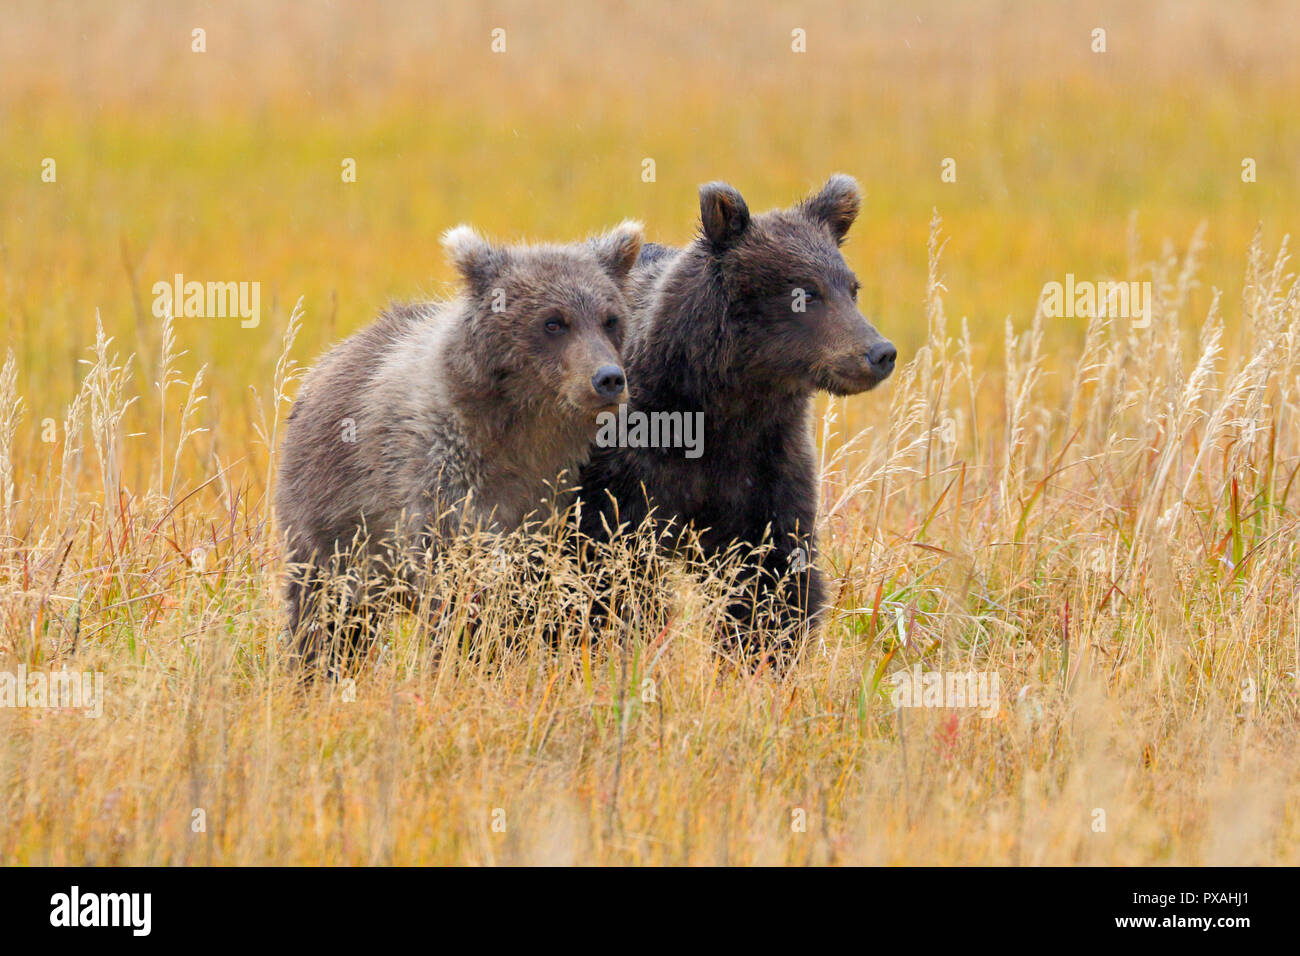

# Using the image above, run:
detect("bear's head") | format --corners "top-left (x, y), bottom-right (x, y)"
top-left (696, 174), bottom-right (896, 396)
top-left (440, 222), bottom-right (643, 417)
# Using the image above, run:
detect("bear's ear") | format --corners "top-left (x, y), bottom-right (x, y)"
top-left (699, 182), bottom-right (751, 249)
top-left (803, 174), bottom-right (861, 244)
top-left (441, 224), bottom-right (508, 296)
top-left (589, 220), bottom-right (645, 284)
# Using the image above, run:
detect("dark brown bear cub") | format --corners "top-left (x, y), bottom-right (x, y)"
top-left (577, 175), bottom-right (894, 659)
top-left (278, 221), bottom-right (643, 668)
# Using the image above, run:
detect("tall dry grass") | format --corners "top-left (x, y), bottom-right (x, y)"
top-left (1, 214), bottom-right (1297, 864)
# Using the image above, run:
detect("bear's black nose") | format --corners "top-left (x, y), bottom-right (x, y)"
top-left (592, 365), bottom-right (626, 401)
top-left (865, 342), bottom-right (897, 377)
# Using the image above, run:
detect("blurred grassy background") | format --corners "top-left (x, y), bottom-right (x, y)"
top-left (3, 0), bottom-right (1298, 467)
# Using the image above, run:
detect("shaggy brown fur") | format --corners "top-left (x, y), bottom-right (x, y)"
top-left (577, 175), bottom-right (895, 659)
top-left (278, 222), bottom-right (643, 668)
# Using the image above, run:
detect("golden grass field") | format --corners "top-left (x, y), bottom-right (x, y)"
top-left (2, 0), bottom-right (1299, 864)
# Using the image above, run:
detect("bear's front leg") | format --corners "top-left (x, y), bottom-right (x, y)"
top-left (722, 536), bottom-right (825, 665)
top-left (289, 557), bottom-right (387, 678)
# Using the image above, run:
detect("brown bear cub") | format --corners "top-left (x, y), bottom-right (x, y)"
top-left (577, 175), bottom-right (895, 659)
top-left (278, 221), bottom-right (643, 668)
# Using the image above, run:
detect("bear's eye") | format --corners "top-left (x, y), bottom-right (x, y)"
top-left (603, 314), bottom-right (620, 331)
top-left (850, 281), bottom-right (861, 301)
top-left (543, 314), bottom-right (568, 335)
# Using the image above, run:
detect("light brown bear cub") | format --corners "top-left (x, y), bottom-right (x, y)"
top-left (277, 221), bottom-right (643, 667)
